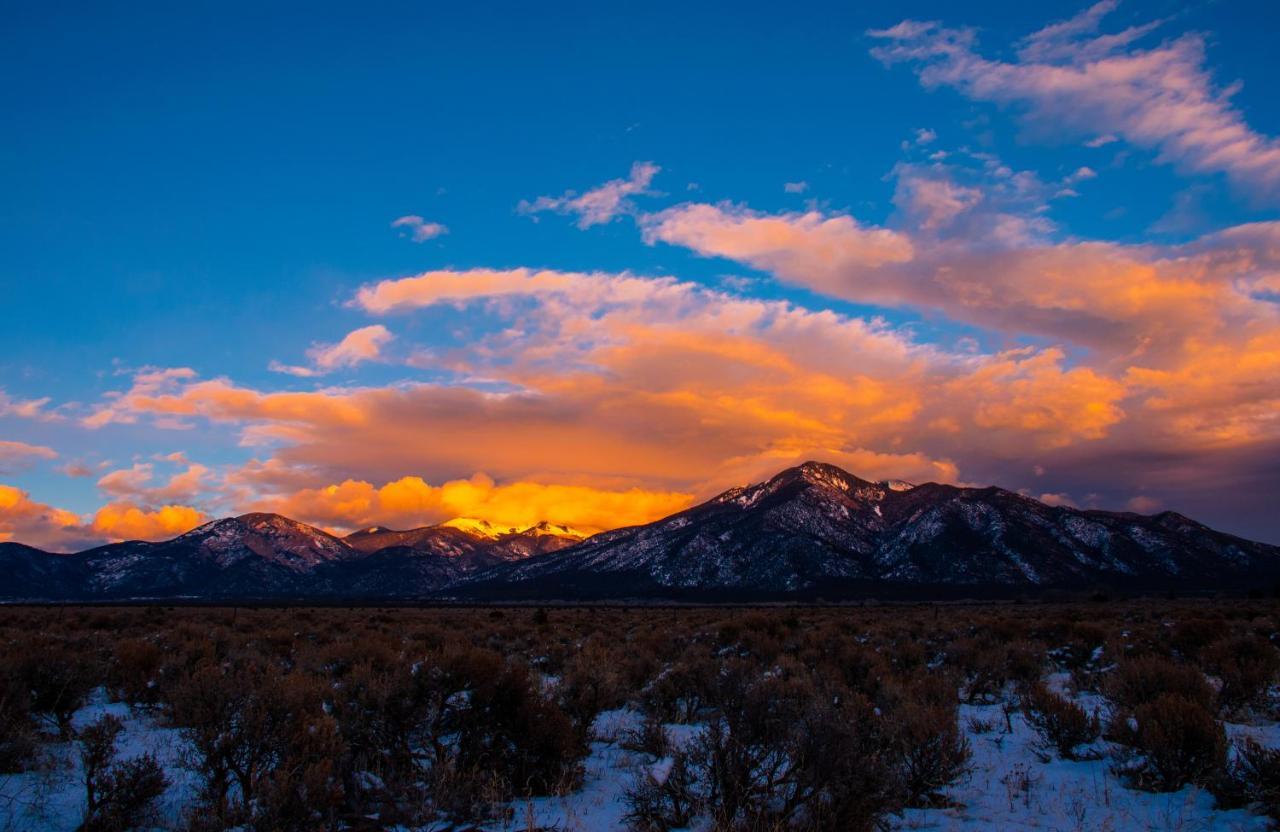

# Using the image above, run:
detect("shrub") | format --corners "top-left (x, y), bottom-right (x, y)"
top-left (558, 637), bottom-right (628, 727)
top-left (621, 712), bottom-right (671, 758)
top-left (110, 638), bottom-right (165, 706)
top-left (892, 700), bottom-right (971, 807)
top-left (0, 672), bottom-right (36, 772)
top-left (1225, 738), bottom-right (1280, 821)
top-left (1203, 636), bottom-right (1280, 714)
top-left (653, 659), bottom-right (905, 831)
top-left (77, 714), bottom-right (169, 832)
top-left (623, 753), bottom-right (698, 832)
top-left (1113, 694), bottom-right (1227, 791)
top-left (1106, 654), bottom-right (1215, 712)
top-left (1022, 683), bottom-right (1100, 760)
top-left (20, 644), bottom-right (98, 737)
top-left (640, 651), bottom-right (716, 724)
top-left (167, 661), bottom-right (343, 828)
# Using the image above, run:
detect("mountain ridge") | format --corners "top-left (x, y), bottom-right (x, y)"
top-left (2, 462), bottom-right (1277, 602)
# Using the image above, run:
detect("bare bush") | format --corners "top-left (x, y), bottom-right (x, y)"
top-left (1022, 683), bottom-right (1100, 760)
top-left (1111, 694), bottom-right (1227, 791)
top-left (1202, 635), bottom-right (1280, 714)
top-left (1105, 654), bottom-right (1215, 712)
top-left (76, 714), bottom-right (168, 832)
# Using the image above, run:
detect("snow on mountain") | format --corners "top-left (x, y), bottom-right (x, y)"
top-left (462, 461), bottom-right (1280, 598)
top-left (3, 461), bottom-right (1279, 602)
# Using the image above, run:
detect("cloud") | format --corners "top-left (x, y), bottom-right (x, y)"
top-left (784, 181), bottom-right (809, 194)
top-left (391, 215), bottom-right (449, 242)
top-left (519, 161), bottom-right (661, 228)
top-left (0, 484), bottom-right (86, 550)
top-left (250, 473), bottom-right (693, 535)
top-left (87, 503), bottom-right (207, 542)
top-left (0, 441), bottom-right (58, 473)
top-left (82, 367), bottom-right (197, 428)
top-left (0, 390), bottom-right (58, 422)
top-left (2, 481), bottom-right (205, 549)
top-left (270, 325), bottom-right (394, 377)
top-left (869, 5), bottom-right (1280, 199)
top-left (642, 180), bottom-right (1279, 366)
top-left (96, 459), bottom-right (211, 504)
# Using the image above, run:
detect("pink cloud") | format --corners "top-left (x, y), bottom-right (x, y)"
top-left (519, 161), bottom-right (661, 228)
top-left (269, 325), bottom-right (394, 377)
top-left (0, 440), bottom-right (58, 473)
top-left (390, 215), bottom-right (449, 242)
top-left (870, 5), bottom-right (1280, 198)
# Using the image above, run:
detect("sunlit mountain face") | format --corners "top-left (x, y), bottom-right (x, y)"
top-left (2, 2), bottom-right (1279, 554)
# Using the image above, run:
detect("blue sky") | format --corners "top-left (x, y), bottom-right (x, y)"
top-left (2, 0), bottom-right (1279, 547)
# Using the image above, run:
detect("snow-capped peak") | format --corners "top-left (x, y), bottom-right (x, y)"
top-left (439, 517), bottom-right (586, 540)
top-left (440, 517), bottom-right (517, 539)
top-left (522, 521), bottom-right (588, 540)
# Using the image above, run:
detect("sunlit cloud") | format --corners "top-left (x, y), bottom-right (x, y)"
top-left (519, 161), bottom-right (660, 228)
top-left (0, 390), bottom-right (59, 422)
top-left (88, 502), bottom-right (207, 542)
top-left (869, 3), bottom-right (1280, 199)
top-left (0, 440), bottom-right (57, 473)
top-left (391, 215), bottom-right (449, 242)
top-left (269, 325), bottom-right (395, 377)
top-left (0, 484), bottom-right (85, 550)
top-left (250, 473), bottom-right (693, 536)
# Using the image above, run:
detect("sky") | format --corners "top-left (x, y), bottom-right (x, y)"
top-left (2, 0), bottom-right (1279, 549)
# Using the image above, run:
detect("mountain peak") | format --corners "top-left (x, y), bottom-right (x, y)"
top-left (440, 517), bottom-right (516, 539)
top-left (771, 461), bottom-right (875, 493)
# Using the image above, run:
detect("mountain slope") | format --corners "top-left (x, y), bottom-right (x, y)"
top-left (460, 462), bottom-right (1280, 598)
top-left (344, 520), bottom-right (583, 571)
top-left (0, 512), bottom-right (582, 601)
top-left (3, 463), bottom-right (1277, 602)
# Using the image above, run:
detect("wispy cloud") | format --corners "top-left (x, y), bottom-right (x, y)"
top-left (0, 440), bottom-right (57, 473)
top-left (269, 325), bottom-right (394, 377)
top-left (519, 161), bottom-right (661, 228)
top-left (391, 215), bottom-right (449, 242)
top-left (869, 3), bottom-right (1280, 199)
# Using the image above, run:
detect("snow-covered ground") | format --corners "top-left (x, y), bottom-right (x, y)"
top-left (3, 690), bottom-right (1276, 831)
top-left (895, 700), bottom-right (1273, 832)
top-left (0, 689), bottom-right (199, 832)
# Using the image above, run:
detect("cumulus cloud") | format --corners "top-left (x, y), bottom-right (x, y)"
top-left (270, 325), bottom-right (394, 377)
top-left (249, 473), bottom-right (694, 535)
top-left (0, 484), bottom-right (85, 550)
top-left (89, 265), bottom-right (1168, 518)
top-left (519, 161), bottom-right (660, 228)
top-left (869, 4), bottom-right (1280, 199)
top-left (96, 459), bottom-right (211, 505)
top-left (86, 503), bottom-right (207, 542)
top-left (0, 483), bottom-right (205, 550)
top-left (391, 215), bottom-right (449, 242)
top-left (784, 181), bottom-right (809, 194)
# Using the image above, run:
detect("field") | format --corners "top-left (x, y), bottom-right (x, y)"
top-left (2, 602), bottom-right (1279, 831)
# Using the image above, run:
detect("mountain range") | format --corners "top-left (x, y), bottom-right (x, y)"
top-left (2, 462), bottom-right (1278, 602)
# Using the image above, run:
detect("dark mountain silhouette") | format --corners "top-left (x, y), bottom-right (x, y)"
top-left (2, 462), bottom-right (1276, 602)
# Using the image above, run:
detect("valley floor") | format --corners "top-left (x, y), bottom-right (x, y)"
top-left (2, 603), bottom-right (1279, 831)
top-left (3, 686), bottom-right (1278, 831)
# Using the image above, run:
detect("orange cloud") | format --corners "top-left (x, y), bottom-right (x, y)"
top-left (270, 325), bottom-right (394, 377)
top-left (950, 348), bottom-right (1127, 449)
top-left (251, 473), bottom-right (693, 535)
top-left (88, 503), bottom-right (207, 542)
top-left (0, 484), bottom-right (84, 549)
